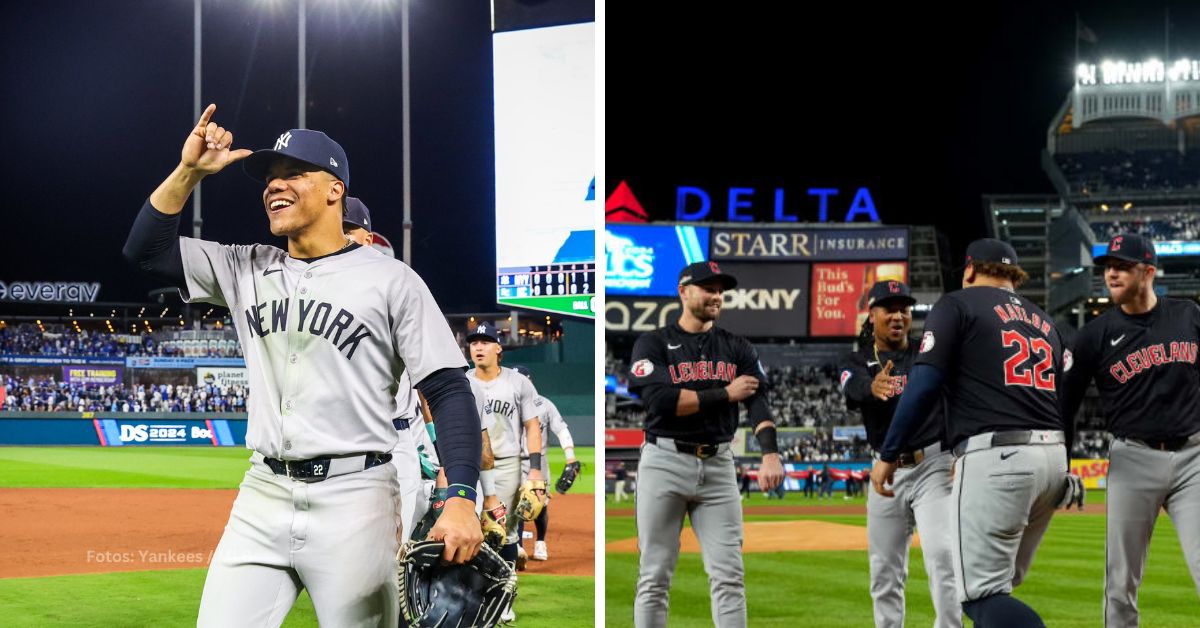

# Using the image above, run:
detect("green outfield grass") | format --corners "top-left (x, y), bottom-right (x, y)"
top-left (0, 446), bottom-right (595, 491)
top-left (0, 569), bottom-right (592, 627)
top-left (605, 509), bottom-right (1196, 627)
top-left (0, 446), bottom-right (597, 626)
top-left (548, 447), bottom-right (595, 494)
top-left (604, 488), bottom-right (1109, 509)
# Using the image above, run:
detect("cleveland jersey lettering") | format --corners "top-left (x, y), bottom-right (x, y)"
top-left (1062, 297), bottom-right (1200, 440)
top-left (628, 322), bottom-right (768, 443)
top-left (841, 343), bottom-right (940, 451)
top-left (668, 361), bottom-right (738, 384)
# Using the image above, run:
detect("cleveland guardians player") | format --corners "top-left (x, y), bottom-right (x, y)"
top-left (627, 260), bottom-right (784, 628)
top-left (466, 322), bottom-right (543, 622)
top-left (841, 281), bottom-right (960, 628)
top-left (1059, 233), bottom-right (1200, 626)
top-left (512, 364), bottom-right (578, 562)
top-left (872, 239), bottom-right (1076, 628)
top-left (122, 104), bottom-right (483, 627)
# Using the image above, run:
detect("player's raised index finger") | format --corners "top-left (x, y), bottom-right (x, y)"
top-left (196, 103), bottom-right (216, 128)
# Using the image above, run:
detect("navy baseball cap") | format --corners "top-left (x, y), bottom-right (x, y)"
top-left (466, 322), bottom-right (501, 344)
top-left (963, 238), bottom-right (1019, 268)
top-left (866, 280), bottom-right (916, 308)
top-left (512, 365), bottom-right (533, 379)
top-left (243, 129), bottom-right (350, 188)
top-left (343, 197), bottom-right (371, 231)
top-left (678, 260), bottom-right (737, 290)
top-left (1095, 233), bottom-right (1158, 267)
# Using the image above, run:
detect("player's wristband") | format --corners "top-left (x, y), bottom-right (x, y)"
top-left (447, 483), bottom-right (478, 503)
top-left (479, 469), bottom-right (497, 496)
top-left (755, 425), bottom-right (779, 455)
top-left (696, 387), bottom-right (730, 409)
top-left (425, 422), bottom-right (437, 443)
top-left (529, 452), bottom-right (543, 470)
top-left (564, 447), bottom-right (575, 461)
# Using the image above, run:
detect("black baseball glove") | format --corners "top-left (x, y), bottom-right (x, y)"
top-left (398, 540), bottom-right (517, 628)
top-left (1057, 473), bottom-right (1085, 511)
top-left (555, 460), bottom-right (582, 494)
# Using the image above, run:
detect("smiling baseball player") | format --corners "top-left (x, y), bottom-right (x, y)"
top-left (842, 281), bottom-right (960, 628)
top-left (1059, 233), bottom-right (1200, 626)
top-left (122, 104), bottom-right (483, 627)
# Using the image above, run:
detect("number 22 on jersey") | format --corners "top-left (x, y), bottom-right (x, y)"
top-left (1002, 329), bottom-right (1055, 391)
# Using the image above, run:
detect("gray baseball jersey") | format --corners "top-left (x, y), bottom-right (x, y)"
top-left (524, 395), bottom-right (575, 456)
top-left (467, 366), bottom-right (540, 459)
top-left (179, 238), bottom-right (466, 458)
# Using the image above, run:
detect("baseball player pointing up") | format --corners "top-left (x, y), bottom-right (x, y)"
top-left (122, 104), bottom-right (483, 627)
top-left (872, 239), bottom-right (1076, 628)
top-left (1060, 233), bottom-right (1200, 626)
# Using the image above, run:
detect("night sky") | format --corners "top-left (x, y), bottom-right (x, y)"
top-left (1, 0), bottom-right (497, 311)
top-left (607, 1), bottom-right (1198, 263)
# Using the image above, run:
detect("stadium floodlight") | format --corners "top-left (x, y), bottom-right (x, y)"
top-left (1123, 202), bottom-right (1133, 210)
top-left (1101, 204), bottom-right (1110, 212)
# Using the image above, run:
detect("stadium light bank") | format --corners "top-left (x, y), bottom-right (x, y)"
top-left (1076, 58), bottom-right (1200, 86)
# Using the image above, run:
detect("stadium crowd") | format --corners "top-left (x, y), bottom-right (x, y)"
top-left (2, 375), bottom-right (247, 413)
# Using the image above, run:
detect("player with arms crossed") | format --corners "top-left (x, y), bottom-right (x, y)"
top-left (871, 239), bottom-right (1080, 628)
top-left (841, 281), bottom-right (960, 627)
top-left (122, 105), bottom-right (483, 627)
top-left (1059, 233), bottom-right (1200, 626)
top-left (628, 261), bottom-right (784, 628)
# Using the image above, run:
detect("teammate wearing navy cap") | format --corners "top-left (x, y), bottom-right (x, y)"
top-left (342, 197), bottom-right (374, 246)
top-left (1060, 233), bottom-right (1200, 626)
top-left (123, 104), bottom-right (483, 627)
top-left (465, 322), bottom-right (543, 623)
top-left (628, 260), bottom-right (784, 628)
top-left (871, 239), bottom-right (1079, 628)
top-left (841, 281), bottom-right (960, 628)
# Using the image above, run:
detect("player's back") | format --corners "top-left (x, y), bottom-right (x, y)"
top-left (920, 286), bottom-right (1065, 447)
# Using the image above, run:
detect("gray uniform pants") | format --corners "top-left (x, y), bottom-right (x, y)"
top-left (634, 439), bottom-right (745, 628)
top-left (198, 456), bottom-right (401, 628)
top-left (951, 440), bottom-right (1067, 603)
top-left (1105, 435), bottom-right (1200, 627)
top-left (495, 456), bottom-right (524, 545)
top-left (868, 450), bottom-right (962, 628)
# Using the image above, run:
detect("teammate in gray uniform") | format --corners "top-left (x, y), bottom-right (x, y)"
top-left (1060, 233), bottom-right (1200, 626)
top-left (841, 281), bottom-right (960, 628)
top-left (512, 364), bottom-right (578, 562)
top-left (123, 104), bottom-right (483, 628)
top-left (466, 322), bottom-right (543, 623)
top-left (627, 261), bottom-right (784, 628)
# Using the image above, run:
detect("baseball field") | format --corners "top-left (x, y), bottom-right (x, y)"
top-left (0, 446), bottom-right (595, 627)
top-left (604, 489), bottom-right (1198, 627)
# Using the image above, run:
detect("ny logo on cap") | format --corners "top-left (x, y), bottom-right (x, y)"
top-left (709, 261), bottom-right (721, 274)
top-left (1111, 236), bottom-right (1123, 251)
top-left (889, 281), bottom-right (899, 293)
top-left (275, 131), bottom-right (292, 150)
top-left (476, 325), bottom-right (486, 334)
top-left (330, 157), bottom-right (338, 168)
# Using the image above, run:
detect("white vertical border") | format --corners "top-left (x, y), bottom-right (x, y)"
top-left (594, 0), bottom-right (606, 625)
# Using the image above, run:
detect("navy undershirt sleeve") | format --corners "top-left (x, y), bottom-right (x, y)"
top-left (121, 198), bottom-right (185, 286)
top-left (415, 367), bottom-right (482, 490)
top-left (879, 363), bottom-right (945, 462)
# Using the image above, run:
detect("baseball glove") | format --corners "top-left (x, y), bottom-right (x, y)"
top-left (398, 540), bottom-right (517, 628)
top-left (555, 460), bottom-right (582, 494)
top-left (515, 479), bottom-right (548, 521)
top-left (1057, 474), bottom-right (1085, 511)
top-left (409, 488), bottom-right (448, 542)
top-left (480, 504), bottom-right (507, 549)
